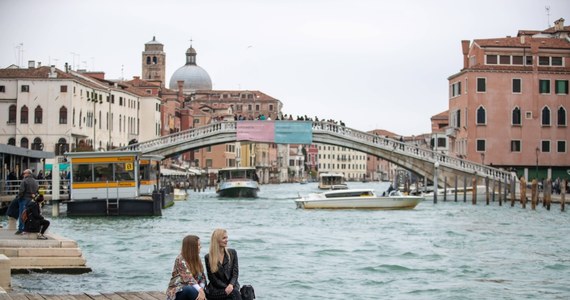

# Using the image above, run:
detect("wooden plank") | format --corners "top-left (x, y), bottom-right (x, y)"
top-left (114, 293), bottom-right (142, 300)
top-left (144, 292), bottom-right (165, 300)
top-left (69, 294), bottom-right (96, 300)
top-left (99, 293), bottom-right (126, 300)
top-left (129, 293), bottom-right (159, 300)
top-left (2, 293), bottom-right (30, 300)
top-left (83, 293), bottom-right (109, 300)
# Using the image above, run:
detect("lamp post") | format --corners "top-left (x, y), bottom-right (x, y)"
top-left (433, 161), bottom-right (439, 204)
top-left (535, 147), bottom-right (540, 180)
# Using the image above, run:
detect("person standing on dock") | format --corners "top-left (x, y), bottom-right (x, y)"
top-left (15, 169), bottom-right (38, 235)
top-left (166, 235), bottom-right (207, 300)
top-left (204, 228), bottom-right (242, 300)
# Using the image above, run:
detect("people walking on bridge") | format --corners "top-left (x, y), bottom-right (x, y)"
top-left (15, 169), bottom-right (39, 235)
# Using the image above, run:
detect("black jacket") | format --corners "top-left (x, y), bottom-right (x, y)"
top-left (205, 248), bottom-right (240, 298)
top-left (23, 200), bottom-right (45, 233)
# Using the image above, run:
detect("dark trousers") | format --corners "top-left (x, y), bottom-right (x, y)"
top-left (39, 219), bottom-right (50, 234)
top-left (175, 285), bottom-right (198, 300)
top-left (206, 288), bottom-right (241, 300)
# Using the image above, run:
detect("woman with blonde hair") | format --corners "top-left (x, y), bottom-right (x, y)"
top-left (166, 235), bottom-right (207, 300)
top-left (204, 228), bottom-right (241, 300)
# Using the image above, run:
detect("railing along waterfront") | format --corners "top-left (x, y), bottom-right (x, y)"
top-left (118, 120), bottom-right (514, 182)
top-left (1, 179), bottom-right (70, 197)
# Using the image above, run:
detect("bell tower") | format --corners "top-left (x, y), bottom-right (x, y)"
top-left (142, 36), bottom-right (166, 87)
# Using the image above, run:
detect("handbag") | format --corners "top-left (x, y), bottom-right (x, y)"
top-left (240, 284), bottom-right (255, 300)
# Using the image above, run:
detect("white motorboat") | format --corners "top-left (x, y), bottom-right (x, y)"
top-left (318, 172), bottom-right (348, 190)
top-left (216, 167), bottom-right (259, 198)
top-left (295, 188), bottom-right (423, 209)
top-left (173, 188), bottom-right (187, 200)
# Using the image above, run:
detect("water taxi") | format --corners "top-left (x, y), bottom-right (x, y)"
top-left (318, 172), bottom-right (348, 190)
top-left (216, 167), bottom-right (259, 198)
top-left (295, 188), bottom-right (423, 209)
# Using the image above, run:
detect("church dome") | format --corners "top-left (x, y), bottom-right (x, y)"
top-left (169, 46), bottom-right (212, 92)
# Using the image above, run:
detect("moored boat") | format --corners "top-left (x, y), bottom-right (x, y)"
top-left (318, 172), bottom-right (348, 190)
top-left (295, 188), bottom-right (423, 209)
top-left (216, 167), bottom-right (259, 198)
top-left (173, 188), bottom-right (188, 200)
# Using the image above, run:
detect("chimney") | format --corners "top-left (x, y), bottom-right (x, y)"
top-left (177, 80), bottom-right (184, 97)
top-left (554, 18), bottom-right (565, 30)
top-left (37, 62), bottom-right (42, 67)
top-left (28, 60), bottom-right (35, 68)
top-left (461, 40), bottom-right (470, 69)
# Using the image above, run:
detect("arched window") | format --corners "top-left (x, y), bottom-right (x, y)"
top-left (73, 108), bottom-right (76, 126)
top-left (8, 138), bottom-right (15, 146)
top-left (20, 137), bottom-right (29, 149)
top-left (558, 107), bottom-right (567, 126)
top-left (8, 104), bottom-right (16, 123)
top-left (31, 137), bottom-right (43, 150)
top-left (20, 105), bottom-right (28, 124)
top-left (542, 107), bottom-right (551, 126)
top-left (55, 138), bottom-right (69, 155)
top-left (146, 56), bottom-right (151, 65)
top-left (512, 107), bottom-right (521, 125)
top-left (153, 56), bottom-right (158, 64)
top-left (79, 111), bottom-right (82, 127)
top-left (34, 105), bottom-right (43, 124)
top-left (476, 106), bottom-right (486, 125)
top-left (60, 106), bottom-right (68, 124)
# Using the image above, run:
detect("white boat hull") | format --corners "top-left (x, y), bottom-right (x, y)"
top-left (173, 188), bottom-right (187, 201)
top-left (295, 189), bottom-right (423, 210)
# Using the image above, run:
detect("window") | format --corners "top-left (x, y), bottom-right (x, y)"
top-left (451, 81), bottom-right (461, 97)
top-left (248, 105), bottom-right (252, 111)
top-left (555, 80), bottom-right (568, 94)
top-left (255, 104), bottom-right (260, 111)
top-left (476, 106), bottom-right (486, 125)
top-left (525, 56), bottom-right (533, 65)
top-left (486, 55), bottom-right (497, 64)
top-left (20, 137), bottom-right (29, 149)
top-left (8, 138), bottom-right (15, 146)
top-left (146, 56), bottom-right (151, 64)
top-left (476, 139), bottom-right (486, 152)
top-left (55, 138), bottom-right (68, 155)
top-left (551, 57), bottom-right (563, 66)
top-left (269, 104), bottom-right (274, 111)
top-left (20, 105), bottom-right (28, 124)
top-left (206, 159), bottom-right (213, 168)
top-left (477, 78), bottom-right (486, 92)
top-left (59, 106), bottom-right (67, 124)
top-left (499, 55), bottom-right (510, 64)
top-left (542, 107), bottom-right (551, 126)
top-left (0, 85), bottom-right (5, 92)
top-left (539, 56), bottom-right (550, 66)
top-left (31, 137), bottom-right (42, 150)
top-left (8, 105), bottom-right (16, 123)
top-left (525, 111), bottom-right (532, 119)
top-left (21, 85), bottom-right (29, 92)
top-left (60, 85), bottom-right (68, 92)
top-left (34, 106), bottom-right (43, 124)
top-left (541, 140), bottom-right (550, 153)
top-left (512, 56), bottom-right (523, 65)
top-left (558, 141), bottom-right (567, 153)
top-left (512, 107), bottom-right (521, 125)
top-left (539, 79), bottom-right (550, 94)
top-left (437, 137), bottom-right (446, 148)
top-left (558, 107), bottom-right (567, 126)
top-left (510, 140), bottom-right (521, 152)
top-left (512, 79), bottom-right (521, 93)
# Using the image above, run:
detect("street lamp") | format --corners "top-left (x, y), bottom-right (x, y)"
top-left (535, 146), bottom-right (540, 180)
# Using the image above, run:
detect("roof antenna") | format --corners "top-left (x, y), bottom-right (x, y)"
top-left (545, 6), bottom-right (551, 27)
top-left (189, 38), bottom-right (193, 48)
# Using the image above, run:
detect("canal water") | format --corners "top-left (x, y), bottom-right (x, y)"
top-left (8, 182), bottom-right (570, 299)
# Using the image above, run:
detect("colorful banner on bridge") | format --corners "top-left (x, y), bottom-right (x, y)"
top-left (275, 121), bottom-right (312, 144)
top-left (236, 121), bottom-right (275, 143)
top-left (236, 121), bottom-right (313, 144)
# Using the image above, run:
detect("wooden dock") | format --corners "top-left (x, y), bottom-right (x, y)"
top-left (1, 291), bottom-right (165, 299)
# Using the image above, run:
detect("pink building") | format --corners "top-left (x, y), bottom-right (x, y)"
top-left (447, 18), bottom-right (570, 180)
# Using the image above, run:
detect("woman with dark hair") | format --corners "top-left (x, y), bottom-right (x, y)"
top-left (23, 194), bottom-right (50, 239)
top-left (204, 228), bottom-right (241, 300)
top-left (166, 235), bottom-right (207, 300)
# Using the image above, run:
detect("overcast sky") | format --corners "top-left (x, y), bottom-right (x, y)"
top-left (1, 0), bottom-right (568, 136)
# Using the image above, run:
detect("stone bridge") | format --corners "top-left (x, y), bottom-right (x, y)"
top-left (119, 121), bottom-right (515, 187)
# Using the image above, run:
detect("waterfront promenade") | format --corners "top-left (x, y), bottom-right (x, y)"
top-left (1, 291), bottom-right (166, 299)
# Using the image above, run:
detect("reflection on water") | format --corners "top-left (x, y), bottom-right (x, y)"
top-left (9, 182), bottom-right (570, 299)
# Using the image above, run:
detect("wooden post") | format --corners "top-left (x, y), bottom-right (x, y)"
top-left (510, 177), bottom-right (516, 207)
top-left (472, 177), bottom-right (477, 205)
top-left (463, 176), bottom-right (467, 203)
top-left (520, 177), bottom-right (526, 209)
top-left (498, 179), bottom-right (502, 206)
top-left (544, 178), bottom-right (551, 211)
top-left (561, 179), bottom-right (566, 212)
top-left (454, 175), bottom-right (458, 202)
top-left (530, 179), bottom-right (538, 210)
top-left (443, 177), bottom-right (448, 201)
top-left (485, 177), bottom-right (490, 205)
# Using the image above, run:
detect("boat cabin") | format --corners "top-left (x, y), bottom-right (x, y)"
top-left (139, 155), bottom-right (163, 195)
top-left (218, 167), bottom-right (259, 182)
top-left (318, 172), bottom-right (347, 190)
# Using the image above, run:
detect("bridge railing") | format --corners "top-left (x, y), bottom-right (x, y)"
top-left (312, 122), bottom-right (515, 182)
top-left (118, 122), bottom-right (237, 153)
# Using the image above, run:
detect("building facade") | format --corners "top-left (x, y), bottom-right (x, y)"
top-left (447, 18), bottom-right (570, 180)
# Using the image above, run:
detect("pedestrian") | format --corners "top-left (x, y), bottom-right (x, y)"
top-left (23, 193), bottom-right (50, 239)
top-left (166, 235), bottom-right (207, 300)
top-left (15, 169), bottom-right (39, 235)
top-left (204, 228), bottom-right (242, 300)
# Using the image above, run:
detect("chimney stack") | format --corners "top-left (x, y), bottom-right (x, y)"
top-left (461, 40), bottom-right (470, 69)
top-left (28, 60), bottom-right (35, 69)
top-left (554, 18), bottom-right (565, 30)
